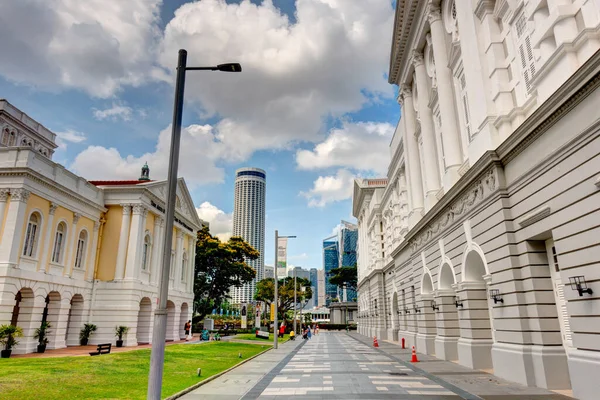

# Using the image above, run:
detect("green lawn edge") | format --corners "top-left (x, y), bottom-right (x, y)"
top-left (0, 341), bottom-right (267, 400)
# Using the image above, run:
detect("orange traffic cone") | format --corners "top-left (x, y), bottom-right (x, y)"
top-left (410, 346), bottom-right (419, 362)
top-left (373, 337), bottom-right (379, 348)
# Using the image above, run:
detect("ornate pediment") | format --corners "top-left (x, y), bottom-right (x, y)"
top-left (143, 178), bottom-right (203, 230)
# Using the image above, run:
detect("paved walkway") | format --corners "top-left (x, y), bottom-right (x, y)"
top-left (181, 332), bottom-right (575, 399)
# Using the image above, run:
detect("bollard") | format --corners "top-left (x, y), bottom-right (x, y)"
top-left (401, 337), bottom-right (405, 349)
top-left (197, 368), bottom-right (202, 376)
top-left (238, 352), bottom-right (242, 358)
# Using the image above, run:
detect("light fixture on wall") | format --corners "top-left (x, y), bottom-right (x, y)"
top-left (404, 307), bottom-right (410, 314)
top-left (568, 276), bottom-right (594, 296)
top-left (489, 289), bottom-right (504, 304)
top-left (414, 305), bottom-right (421, 313)
top-left (454, 296), bottom-right (463, 308)
top-left (430, 300), bottom-right (439, 311)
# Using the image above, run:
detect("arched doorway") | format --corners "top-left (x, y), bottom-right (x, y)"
top-left (11, 288), bottom-right (36, 354)
top-left (391, 292), bottom-right (398, 341)
top-left (166, 301), bottom-right (176, 341)
top-left (457, 249), bottom-right (494, 371)
top-left (65, 294), bottom-right (84, 346)
top-left (416, 272), bottom-right (437, 355)
top-left (435, 262), bottom-right (459, 361)
top-left (44, 291), bottom-right (63, 349)
top-left (137, 297), bottom-right (152, 344)
top-left (180, 303), bottom-right (189, 340)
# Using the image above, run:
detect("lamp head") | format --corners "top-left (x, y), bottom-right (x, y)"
top-left (217, 63), bottom-right (242, 72)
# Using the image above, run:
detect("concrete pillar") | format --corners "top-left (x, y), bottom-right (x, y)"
top-left (427, 4), bottom-right (463, 187)
top-left (124, 205), bottom-right (145, 280)
top-left (14, 296), bottom-right (45, 354)
top-left (48, 298), bottom-right (71, 350)
top-left (174, 230), bottom-right (184, 291)
top-left (0, 189), bottom-right (30, 266)
top-left (0, 188), bottom-right (10, 240)
top-left (150, 215), bottom-right (163, 286)
top-left (416, 295), bottom-right (437, 355)
top-left (39, 203), bottom-right (57, 273)
top-left (65, 213), bottom-right (80, 277)
top-left (114, 204), bottom-right (132, 280)
top-left (399, 86), bottom-right (425, 226)
top-left (434, 290), bottom-right (459, 361)
top-left (85, 221), bottom-right (101, 281)
top-left (412, 51), bottom-right (442, 208)
top-left (187, 236), bottom-right (195, 293)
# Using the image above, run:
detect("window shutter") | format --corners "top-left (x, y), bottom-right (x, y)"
top-left (515, 12), bottom-right (536, 94)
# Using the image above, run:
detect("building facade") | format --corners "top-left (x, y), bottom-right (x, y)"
top-left (264, 265), bottom-right (274, 279)
top-left (309, 267), bottom-right (318, 307)
top-left (317, 269), bottom-right (326, 306)
top-left (353, 1), bottom-right (600, 399)
top-left (230, 167), bottom-right (266, 304)
top-left (0, 100), bottom-right (204, 354)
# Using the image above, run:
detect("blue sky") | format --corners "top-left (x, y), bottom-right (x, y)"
top-left (0, 0), bottom-right (399, 270)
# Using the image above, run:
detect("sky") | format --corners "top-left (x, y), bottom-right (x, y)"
top-left (0, 0), bottom-right (400, 270)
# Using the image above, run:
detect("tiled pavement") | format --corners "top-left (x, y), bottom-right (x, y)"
top-left (182, 332), bottom-right (575, 399)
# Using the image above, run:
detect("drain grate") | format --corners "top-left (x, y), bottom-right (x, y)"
top-left (388, 372), bottom-right (408, 376)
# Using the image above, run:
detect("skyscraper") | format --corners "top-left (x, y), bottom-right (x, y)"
top-left (309, 268), bottom-right (318, 307)
top-left (323, 236), bottom-right (339, 306)
top-left (230, 167), bottom-right (266, 304)
top-left (338, 221), bottom-right (358, 302)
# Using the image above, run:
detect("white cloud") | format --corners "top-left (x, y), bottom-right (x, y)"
top-left (55, 129), bottom-right (87, 151)
top-left (195, 201), bottom-right (233, 242)
top-left (69, 123), bottom-right (238, 187)
top-left (300, 168), bottom-right (356, 207)
top-left (288, 253), bottom-right (309, 261)
top-left (157, 0), bottom-right (394, 159)
top-left (93, 103), bottom-right (133, 121)
top-left (296, 121), bottom-right (394, 175)
top-left (0, 0), bottom-right (162, 97)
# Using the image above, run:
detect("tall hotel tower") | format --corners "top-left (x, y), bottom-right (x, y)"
top-left (230, 167), bottom-right (266, 304)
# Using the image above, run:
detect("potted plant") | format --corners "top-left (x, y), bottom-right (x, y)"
top-left (79, 323), bottom-right (97, 346)
top-left (115, 326), bottom-right (129, 348)
top-left (0, 324), bottom-right (24, 358)
top-left (34, 321), bottom-right (51, 353)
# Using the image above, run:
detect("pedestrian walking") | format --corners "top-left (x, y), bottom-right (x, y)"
top-left (307, 326), bottom-right (312, 340)
top-left (184, 320), bottom-right (191, 341)
top-left (315, 324), bottom-right (319, 334)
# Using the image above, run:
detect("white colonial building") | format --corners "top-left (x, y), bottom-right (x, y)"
top-left (0, 99), bottom-right (204, 354)
top-left (353, 1), bottom-right (600, 399)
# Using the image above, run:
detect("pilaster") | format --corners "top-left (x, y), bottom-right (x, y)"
top-left (0, 188), bottom-right (30, 267)
top-left (65, 212), bottom-right (80, 277)
top-left (40, 202), bottom-right (58, 273)
top-left (114, 204), bottom-right (132, 280)
top-left (124, 205), bottom-right (145, 280)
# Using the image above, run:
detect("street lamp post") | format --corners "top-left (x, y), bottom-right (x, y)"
top-left (147, 49), bottom-right (241, 400)
top-left (293, 268), bottom-right (297, 334)
top-left (274, 231), bottom-right (295, 349)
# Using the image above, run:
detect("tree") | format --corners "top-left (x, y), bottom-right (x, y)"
top-left (193, 226), bottom-right (259, 320)
top-left (255, 277), bottom-right (313, 320)
top-left (329, 265), bottom-right (358, 293)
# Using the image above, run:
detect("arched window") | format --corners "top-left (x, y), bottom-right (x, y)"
top-left (181, 253), bottom-right (187, 282)
top-left (23, 212), bottom-right (41, 257)
top-left (52, 222), bottom-right (67, 264)
top-left (142, 234), bottom-right (151, 271)
top-left (74, 230), bottom-right (87, 269)
top-left (1, 128), bottom-right (9, 146)
top-left (8, 131), bottom-right (16, 146)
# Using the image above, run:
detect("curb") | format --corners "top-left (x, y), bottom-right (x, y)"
top-left (165, 344), bottom-right (274, 400)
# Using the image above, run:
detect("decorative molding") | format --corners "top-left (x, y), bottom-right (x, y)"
top-left (517, 206), bottom-right (551, 228)
top-left (427, 2), bottom-right (442, 24)
top-left (596, 176), bottom-right (600, 189)
top-left (409, 167), bottom-right (497, 252)
top-left (132, 204), bottom-right (145, 215)
top-left (121, 204), bottom-right (132, 216)
top-left (10, 188), bottom-right (30, 202)
top-left (72, 213), bottom-right (81, 225)
top-left (474, 0), bottom-right (495, 21)
top-left (412, 50), bottom-right (425, 67)
top-left (49, 202), bottom-right (58, 215)
top-left (0, 188), bottom-right (10, 202)
top-left (93, 221), bottom-right (101, 231)
top-left (458, 159), bottom-right (470, 176)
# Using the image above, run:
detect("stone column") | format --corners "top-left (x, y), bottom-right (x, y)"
top-left (48, 297), bottom-right (71, 350)
top-left (85, 221), bottom-right (101, 281)
top-left (411, 52), bottom-right (441, 208)
top-left (174, 230), bottom-right (184, 291)
top-left (434, 289), bottom-right (460, 361)
top-left (150, 215), bottom-right (163, 286)
top-left (114, 204), bottom-right (132, 280)
top-left (428, 4), bottom-right (464, 187)
top-left (14, 296), bottom-right (46, 354)
top-left (40, 203), bottom-right (58, 273)
top-left (0, 189), bottom-right (10, 239)
top-left (124, 205), bottom-right (145, 280)
top-left (65, 213), bottom-right (80, 277)
top-left (416, 294), bottom-right (436, 355)
top-left (0, 189), bottom-right (30, 266)
top-left (400, 86), bottom-right (425, 226)
top-left (186, 236), bottom-right (195, 293)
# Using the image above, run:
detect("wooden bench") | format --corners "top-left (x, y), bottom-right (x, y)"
top-left (89, 343), bottom-right (111, 356)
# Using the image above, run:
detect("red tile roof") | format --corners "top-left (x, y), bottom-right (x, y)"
top-left (88, 180), bottom-right (153, 186)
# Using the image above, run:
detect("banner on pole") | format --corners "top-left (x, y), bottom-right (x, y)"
top-left (277, 237), bottom-right (288, 277)
top-left (241, 303), bottom-right (247, 329)
top-left (270, 302), bottom-right (275, 322)
top-left (255, 303), bottom-right (261, 328)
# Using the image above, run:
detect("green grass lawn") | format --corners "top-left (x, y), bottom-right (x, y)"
top-left (233, 333), bottom-right (289, 343)
top-left (0, 342), bottom-right (267, 400)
